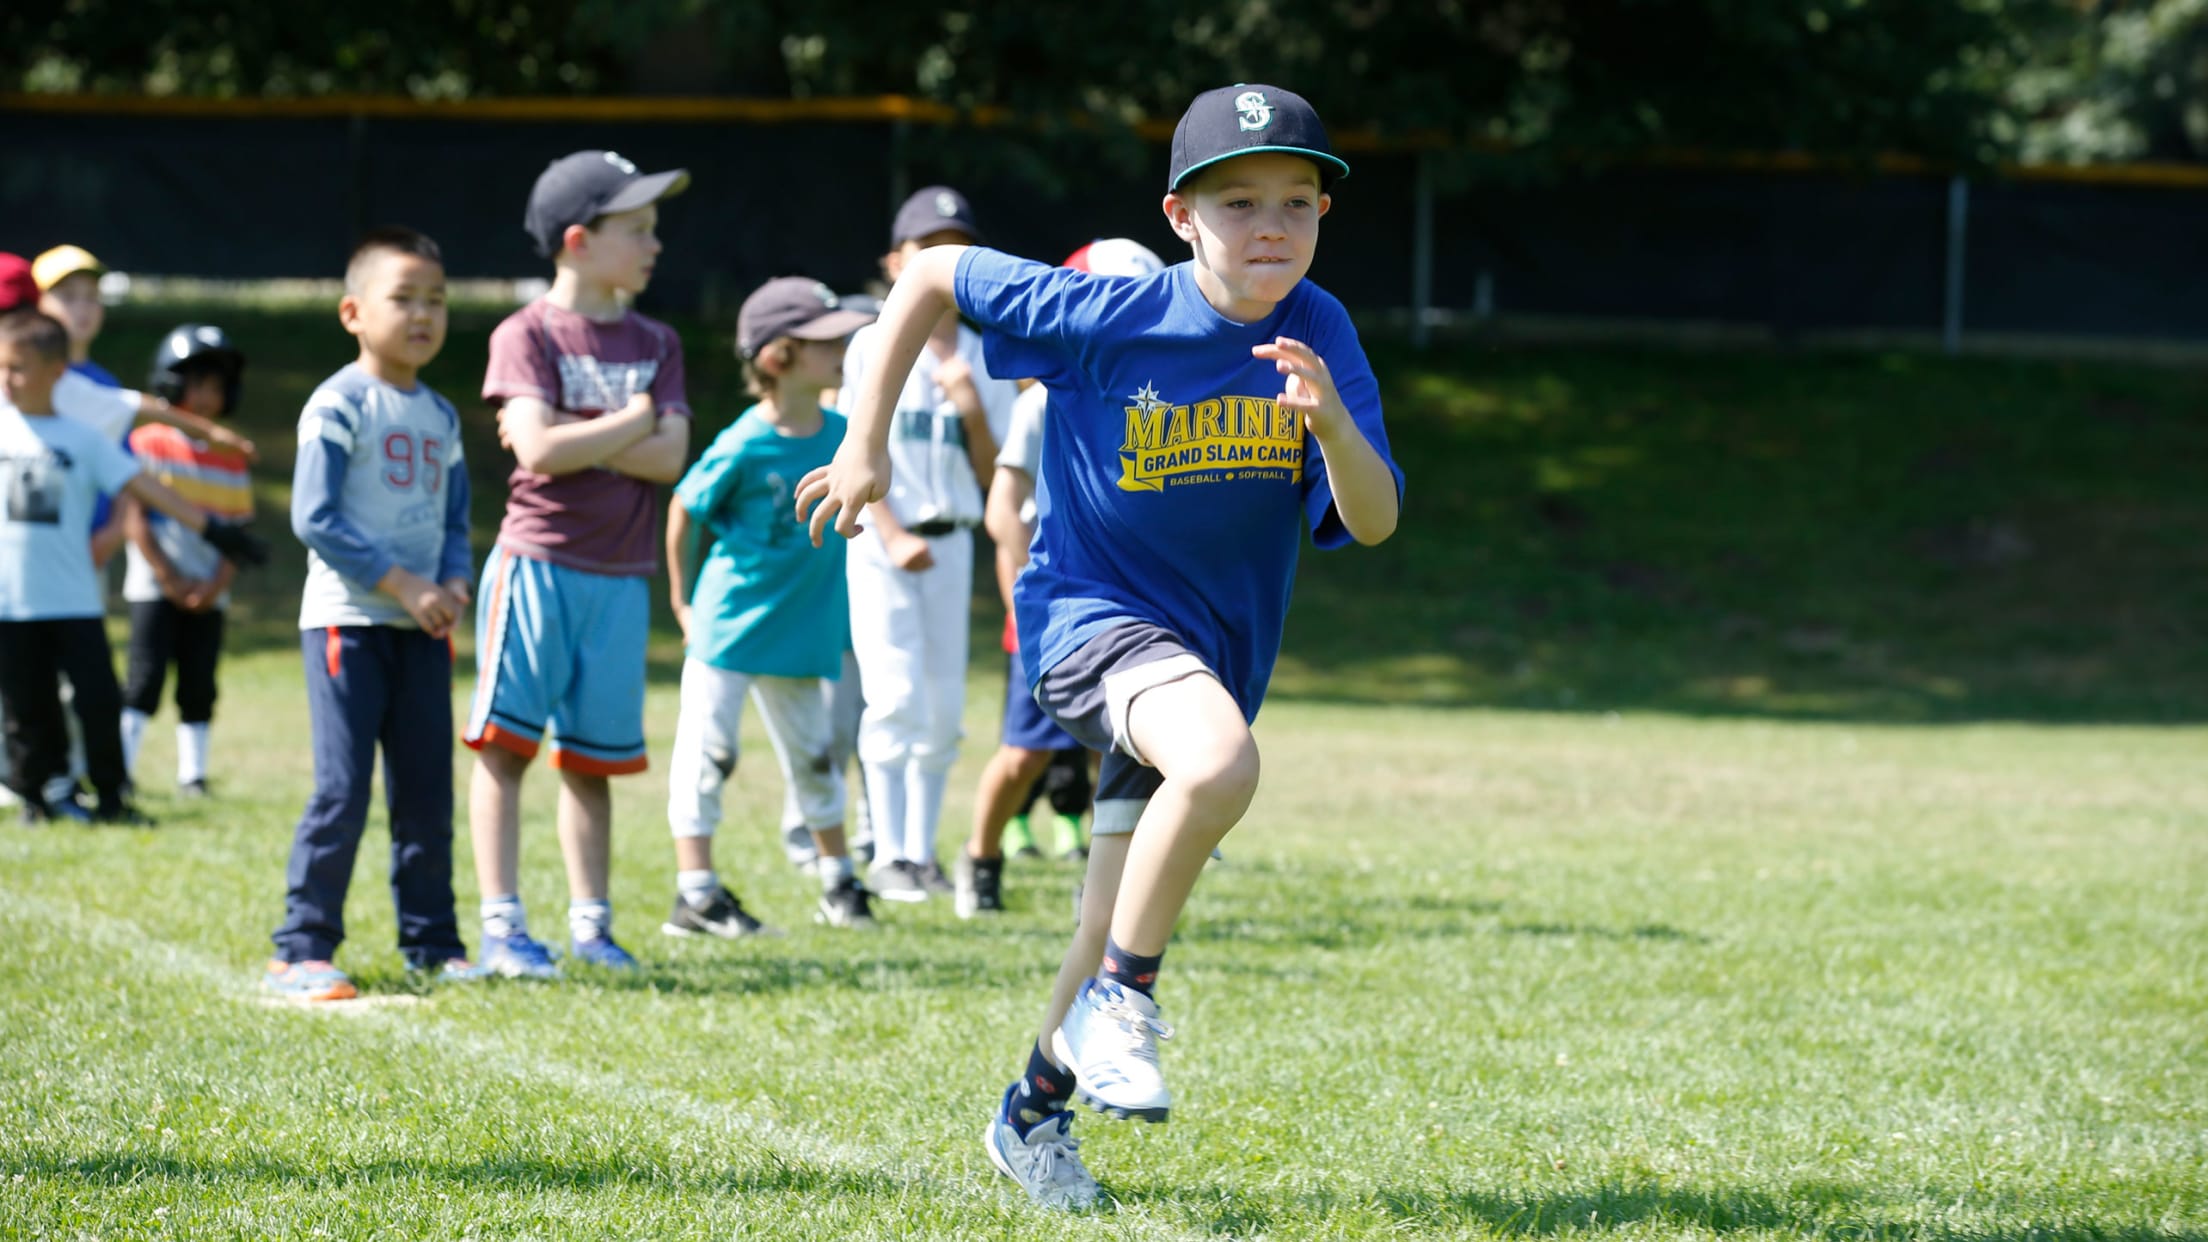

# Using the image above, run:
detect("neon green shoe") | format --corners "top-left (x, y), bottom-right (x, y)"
top-left (1052, 813), bottom-right (1088, 861)
top-left (1004, 813), bottom-right (1041, 860)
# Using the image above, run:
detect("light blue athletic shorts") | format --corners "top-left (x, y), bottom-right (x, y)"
top-left (465, 545), bottom-right (651, 775)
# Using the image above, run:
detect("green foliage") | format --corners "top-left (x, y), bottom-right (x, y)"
top-left (2006, 0), bottom-right (2208, 162)
top-left (0, 0), bottom-right (2064, 169)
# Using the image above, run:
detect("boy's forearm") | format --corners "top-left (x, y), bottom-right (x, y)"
top-left (124, 500), bottom-right (176, 579)
top-left (512, 405), bottom-right (654, 476)
top-left (123, 474), bottom-right (206, 534)
top-left (1311, 421), bottom-right (1400, 545)
top-left (665, 503), bottom-right (698, 607)
top-left (604, 415), bottom-right (689, 484)
top-left (850, 246), bottom-right (966, 456)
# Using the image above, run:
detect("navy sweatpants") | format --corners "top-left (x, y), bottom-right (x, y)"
top-left (272, 626), bottom-right (465, 966)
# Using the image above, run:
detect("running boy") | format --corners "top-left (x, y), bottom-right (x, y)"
top-left (269, 227), bottom-right (476, 1000)
top-left (839, 186), bottom-right (1018, 903)
top-left (467, 150), bottom-right (692, 977)
top-left (797, 85), bottom-right (1401, 1208)
top-left (118, 324), bottom-right (253, 796)
top-left (662, 277), bottom-right (878, 938)
top-left (0, 309), bottom-right (265, 824)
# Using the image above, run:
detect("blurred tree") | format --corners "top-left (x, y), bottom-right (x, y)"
top-left (2005, 0), bottom-right (2208, 162)
top-left (0, 0), bottom-right (2116, 171)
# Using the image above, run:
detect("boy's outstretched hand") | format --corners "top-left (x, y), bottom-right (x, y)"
top-left (794, 445), bottom-right (892, 546)
top-left (1253, 337), bottom-right (1348, 438)
top-left (201, 517), bottom-right (269, 568)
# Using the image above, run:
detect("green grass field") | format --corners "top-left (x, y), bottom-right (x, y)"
top-left (1, 309), bottom-right (2204, 1238)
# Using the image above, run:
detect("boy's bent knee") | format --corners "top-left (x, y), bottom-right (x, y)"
top-left (1178, 734), bottom-right (1259, 812)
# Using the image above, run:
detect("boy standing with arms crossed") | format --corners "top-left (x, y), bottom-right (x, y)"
top-left (661, 277), bottom-right (879, 937)
top-left (467, 151), bottom-right (692, 977)
top-left (269, 228), bottom-right (476, 1000)
top-left (799, 85), bottom-right (1401, 1208)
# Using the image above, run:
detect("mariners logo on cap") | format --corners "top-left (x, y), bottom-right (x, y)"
top-left (934, 191), bottom-right (960, 217)
top-left (813, 282), bottom-right (838, 307)
top-left (1235, 90), bottom-right (1272, 132)
top-left (603, 151), bottom-right (638, 174)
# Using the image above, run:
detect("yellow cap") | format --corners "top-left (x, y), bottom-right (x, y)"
top-left (32, 244), bottom-right (107, 291)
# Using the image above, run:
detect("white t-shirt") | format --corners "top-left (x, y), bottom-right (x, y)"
top-left (997, 383), bottom-right (1047, 526)
top-left (841, 322), bottom-right (1016, 529)
top-left (53, 370), bottom-right (141, 443)
top-left (0, 407), bottom-right (141, 620)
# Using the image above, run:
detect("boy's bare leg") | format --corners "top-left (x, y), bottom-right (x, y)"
top-left (809, 825), bottom-right (850, 857)
top-left (1035, 832), bottom-right (1132, 1044)
top-left (673, 834), bottom-right (713, 873)
top-left (470, 747), bottom-right (530, 898)
top-left (1110, 675), bottom-right (1259, 954)
top-left (557, 769), bottom-right (613, 901)
top-left (969, 744), bottom-right (1053, 858)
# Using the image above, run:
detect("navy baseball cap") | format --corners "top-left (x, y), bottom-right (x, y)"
top-left (891, 186), bottom-right (984, 247)
top-left (524, 150), bottom-right (691, 258)
top-left (737, 277), bottom-right (876, 359)
top-left (1168, 84), bottom-right (1349, 192)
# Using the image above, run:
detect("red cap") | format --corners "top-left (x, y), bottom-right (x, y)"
top-left (0, 253), bottom-right (38, 312)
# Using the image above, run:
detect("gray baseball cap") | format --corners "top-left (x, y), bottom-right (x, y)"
top-left (524, 150), bottom-right (691, 258)
top-left (737, 277), bottom-right (876, 359)
top-left (891, 186), bottom-right (984, 247)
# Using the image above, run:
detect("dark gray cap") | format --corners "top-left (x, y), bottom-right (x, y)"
top-left (891, 185), bottom-right (984, 247)
top-left (1167, 84), bottom-right (1349, 192)
top-left (524, 150), bottom-right (690, 258)
top-left (737, 277), bottom-right (876, 359)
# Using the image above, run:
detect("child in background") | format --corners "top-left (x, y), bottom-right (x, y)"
top-left (0, 309), bottom-right (266, 825)
top-left (662, 277), bottom-right (879, 937)
top-left (269, 227), bottom-right (477, 1001)
top-left (467, 150), bottom-right (693, 977)
top-left (117, 324), bottom-right (253, 796)
top-left (838, 186), bottom-right (1019, 903)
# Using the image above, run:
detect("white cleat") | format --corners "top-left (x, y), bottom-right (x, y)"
top-left (1050, 978), bottom-right (1174, 1123)
top-left (985, 1107), bottom-right (1101, 1210)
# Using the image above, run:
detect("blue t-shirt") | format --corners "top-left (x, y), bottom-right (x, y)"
top-left (0, 407), bottom-right (142, 620)
top-left (674, 405), bottom-right (850, 679)
top-left (954, 249), bottom-right (1402, 717)
top-left (68, 359), bottom-right (122, 389)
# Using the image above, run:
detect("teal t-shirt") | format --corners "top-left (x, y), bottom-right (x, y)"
top-left (674, 405), bottom-right (850, 678)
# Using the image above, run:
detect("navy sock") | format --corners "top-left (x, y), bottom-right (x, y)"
top-left (1100, 936), bottom-right (1164, 998)
top-left (1004, 1042), bottom-right (1075, 1136)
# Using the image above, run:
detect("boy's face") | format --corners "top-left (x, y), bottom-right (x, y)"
top-left (0, 339), bottom-right (67, 412)
top-left (1164, 153), bottom-right (1331, 308)
top-left (341, 249), bottom-right (448, 372)
top-left (176, 366), bottom-right (228, 418)
top-left (39, 272), bottom-right (103, 352)
top-left (569, 203), bottom-right (662, 295)
top-left (786, 336), bottom-right (848, 387)
top-left (882, 229), bottom-right (975, 282)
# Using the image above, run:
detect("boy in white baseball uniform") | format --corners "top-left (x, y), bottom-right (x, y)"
top-left (839, 186), bottom-right (1018, 903)
top-left (662, 277), bottom-right (879, 937)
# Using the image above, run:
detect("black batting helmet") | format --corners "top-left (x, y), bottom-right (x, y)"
top-left (148, 323), bottom-right (246, 414)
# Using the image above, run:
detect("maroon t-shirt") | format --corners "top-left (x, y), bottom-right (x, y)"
top-left (482, 299), bottom-right (691, 577)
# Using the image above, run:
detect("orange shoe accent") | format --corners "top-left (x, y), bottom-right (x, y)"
top-left (265, 959), bottom-right (359, 1002)
top-left (465, 722), bottom-right (541, 760)
top-left (548, 747), bottom-right (648, 777)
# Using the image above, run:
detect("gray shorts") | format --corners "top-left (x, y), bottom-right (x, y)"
top-left (1033, 621), bottom-right (1218, 835)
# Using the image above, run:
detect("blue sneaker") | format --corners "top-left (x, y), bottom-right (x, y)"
top-left (263, 959), bottom-right (358, 1002)
top-left (1051, 978), bottom-right (1174, 1123)
top-left (480, 932), bottom-right (561, 980)
top-left (570, 934), bottom-right (638, 970)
